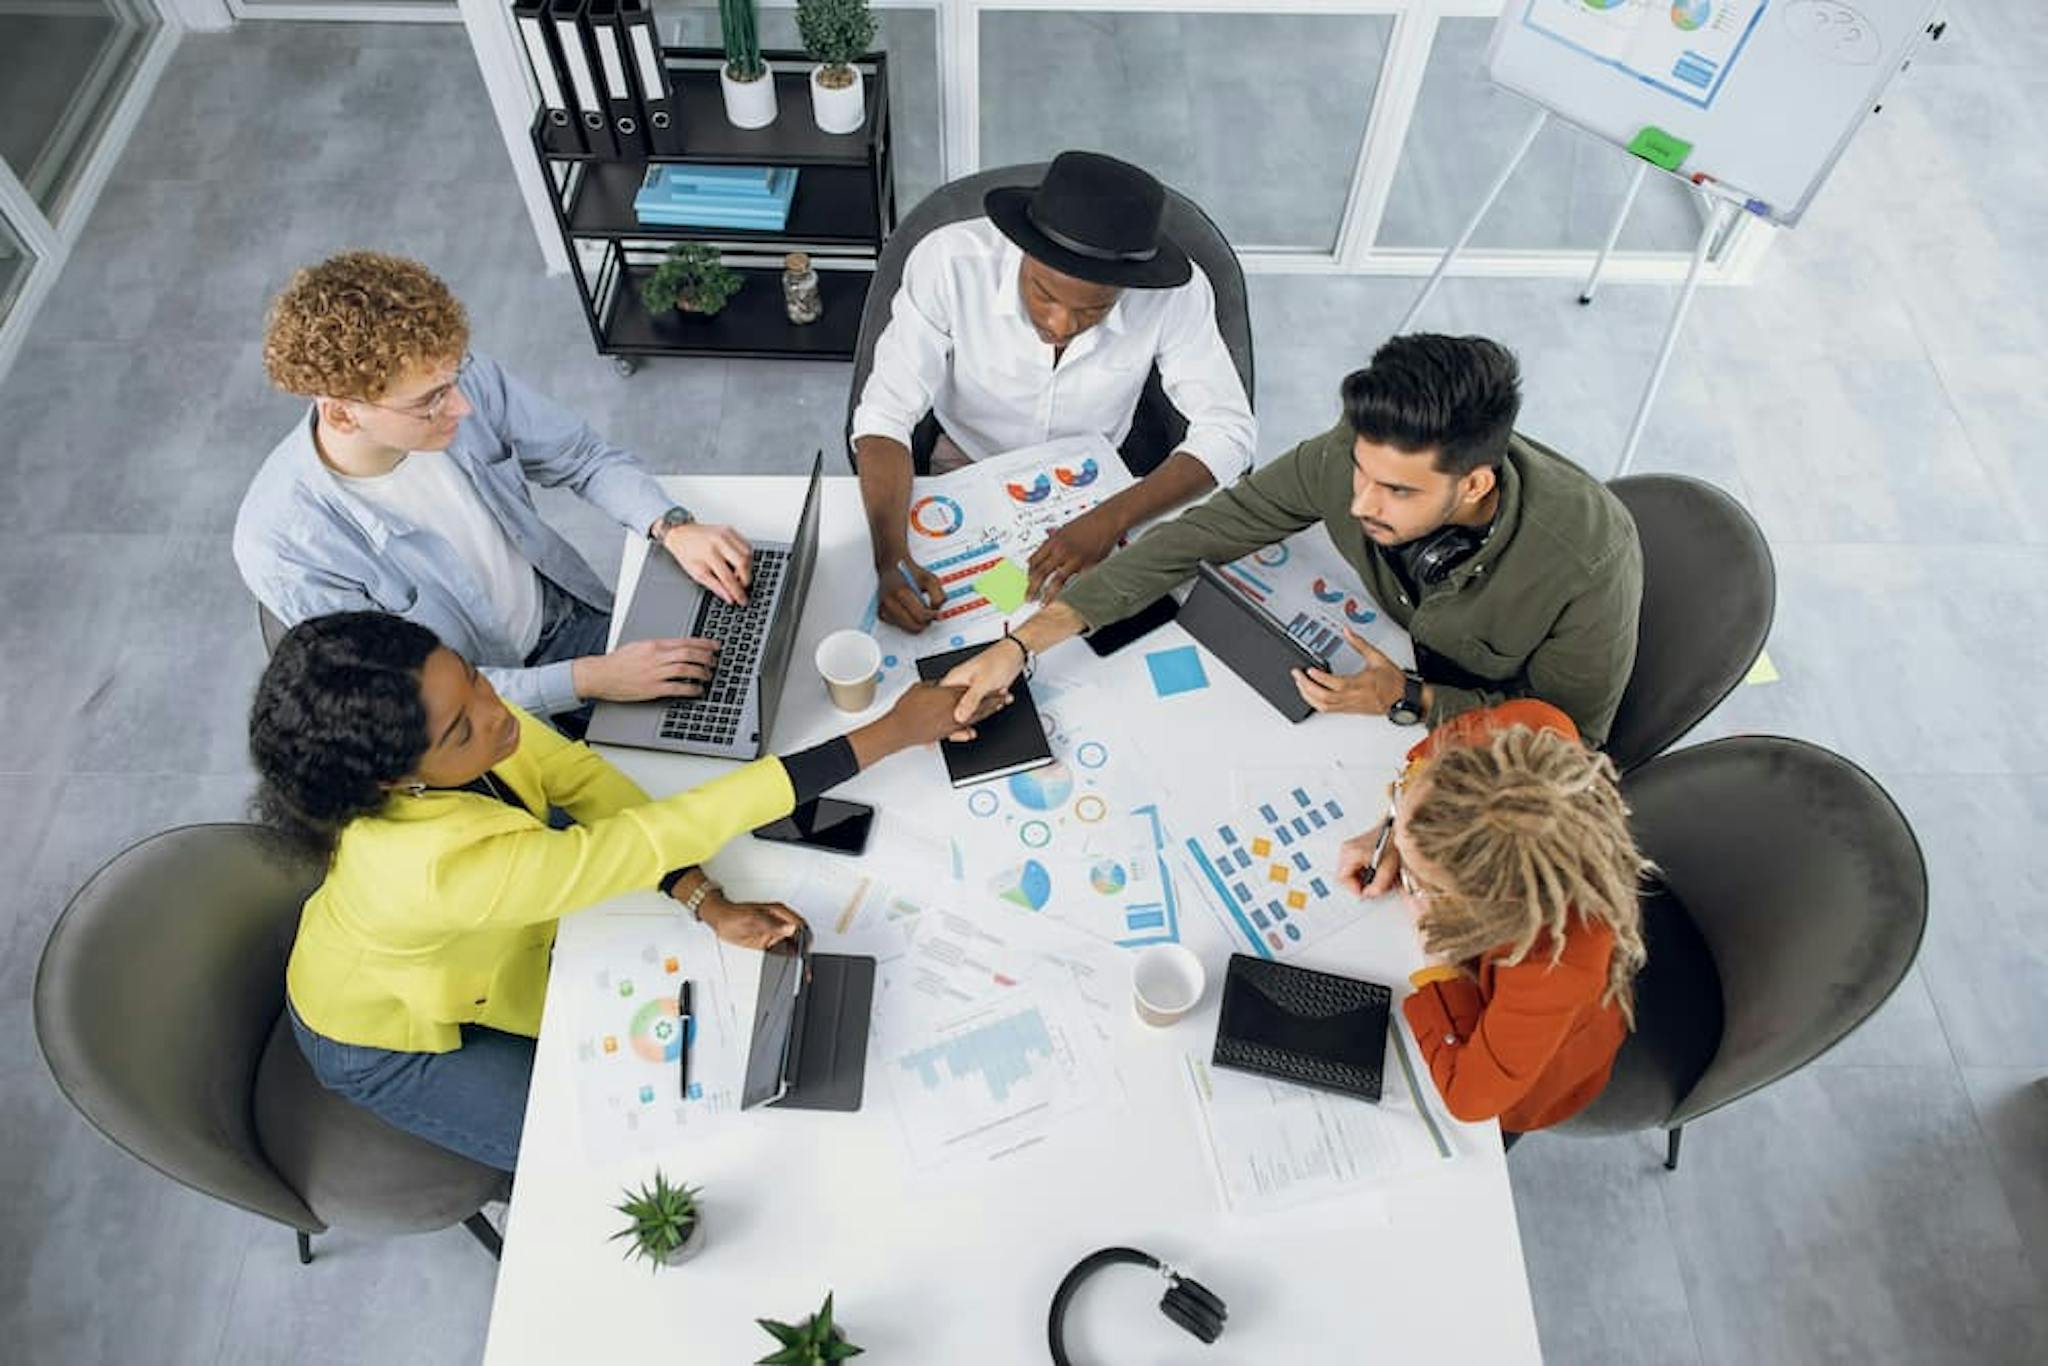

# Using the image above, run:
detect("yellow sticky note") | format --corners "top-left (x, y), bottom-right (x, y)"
top-left (971, 559), bottom-right (1031, 613)
top-left (1250, 837), bottom-right (1272, 857)
top-left (1743, 649), bottom-right (1780, 686)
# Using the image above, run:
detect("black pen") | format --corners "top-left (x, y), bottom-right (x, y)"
top-left (677, 979), bottom-right (694, 1099)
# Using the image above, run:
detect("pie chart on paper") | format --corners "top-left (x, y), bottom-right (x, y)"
top-left (1008, 762), bottom-right (1075, 812)
top-left (1670, 0), bottom-right (1711, 30)
top-left (990, 859), bottom-right (1053, 911)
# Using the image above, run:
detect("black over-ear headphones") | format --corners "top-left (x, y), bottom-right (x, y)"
top-left (1047, 1246), bottom-right (1228, 1365)
top-left (1406, 523), bottom-right (1487, 586)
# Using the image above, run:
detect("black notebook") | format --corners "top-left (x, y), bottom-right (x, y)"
top-left (915, 644), bottom-right (1055, 788)
top-left (1212, 954), bottom-right (1392, 1102)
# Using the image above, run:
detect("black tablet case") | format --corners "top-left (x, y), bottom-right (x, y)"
top-left (1177, 565), bottom-right (1331, 724)
top-left (915, 644), bottom-right (1055, 786)
top-left (1212, 953), bottom-right (1392, 1102)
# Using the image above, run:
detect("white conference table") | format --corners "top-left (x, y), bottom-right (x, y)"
top-left (483, 474), bottom-right (1541, 1365)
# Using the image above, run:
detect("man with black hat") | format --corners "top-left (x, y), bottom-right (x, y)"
top-left (851, 150), bottom-right (1256, 633)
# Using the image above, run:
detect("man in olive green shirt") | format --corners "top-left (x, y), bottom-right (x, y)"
top-left (943, 334), bottom-right (1643, 747)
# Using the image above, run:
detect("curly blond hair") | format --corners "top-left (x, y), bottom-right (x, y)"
top-left (1406, 726), bottom-right (1650, 1025)
top-left (262, 252), bottom-right (469, 401)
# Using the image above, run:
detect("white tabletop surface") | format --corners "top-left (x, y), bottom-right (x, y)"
top-left (483, 474), bottom-right (1541, 1366)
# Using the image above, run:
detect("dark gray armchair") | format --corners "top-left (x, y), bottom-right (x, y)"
top-left (34, 824), bottom-right (506, 1265)
top-left (1555, 737), bottom-right (1927, 1169)
top-left (844, 162), bottom-right (1255, 477)
top-left (1604, 474), bottom-right (1776, 772)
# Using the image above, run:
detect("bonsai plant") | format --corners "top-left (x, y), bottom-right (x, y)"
top-left (796, 0), bottom-right (876, 135)
top-left (608, 1169), bottom-right (703, 1269)
top-left (718, 0), bottom-right (777, 129)
top-left (756, 1291), bottom-right (863, 1364)
top-left (640, 243), bottom-right (744, 320)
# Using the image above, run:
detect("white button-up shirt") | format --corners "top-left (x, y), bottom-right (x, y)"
top-left (850, 219), bottom-right (1255, 486)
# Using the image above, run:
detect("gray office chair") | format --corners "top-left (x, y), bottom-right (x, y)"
top-left (258, 602), bottom-right (288, 655)
top-left (1603, 474), bottom-right (1775, 772)
top-left (844, 161), bottom-right (1255, 477)
top-left (1553, 737), bottom-right (1927, 1169)
top-left (34, 824), bottom-right (506, 1266)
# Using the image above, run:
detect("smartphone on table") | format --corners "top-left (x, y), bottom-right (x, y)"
top-left (753, 798), bottom-right (874, 856)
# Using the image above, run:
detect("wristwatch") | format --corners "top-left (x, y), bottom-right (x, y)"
top-left (651, 505), bottom-right (694, 540)
top-left (1387, 670), bottom-right (1427, 727)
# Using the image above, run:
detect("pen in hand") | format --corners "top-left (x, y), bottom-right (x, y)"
top-left (1362, 813), bottom-right (1395, 889)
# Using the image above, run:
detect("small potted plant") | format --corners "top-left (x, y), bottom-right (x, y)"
top-left (796, 0), bottom-right (876, 135)
top-left (640, 243), bottom-right (744, 321)
top-left (609, 1169), bottom-right (704, 1269)
top-left (756, 1290), bottom-right (864, 1364)
top-left (718, 0), bottom-right (777, 129)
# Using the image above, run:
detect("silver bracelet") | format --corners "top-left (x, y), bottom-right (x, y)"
top-left (679, 880), bottom-right (719, 922)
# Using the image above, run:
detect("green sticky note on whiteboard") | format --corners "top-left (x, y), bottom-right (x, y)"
top-left (972, 559), bottom-right (1031, 613)
top-left (1627, 126), bottom-right (1693, 172)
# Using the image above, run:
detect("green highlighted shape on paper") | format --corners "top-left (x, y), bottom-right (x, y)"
top-left (972, 558), bottom-right (1031, 613)
top-left (1627, 126), bottom-right (1693, 172)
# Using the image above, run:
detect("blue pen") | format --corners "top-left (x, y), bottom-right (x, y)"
top-left (895, 559), bottom-right (920, 593)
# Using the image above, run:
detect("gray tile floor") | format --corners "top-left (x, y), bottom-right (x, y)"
top-left (0, 17), bottom-right (2041, 1366)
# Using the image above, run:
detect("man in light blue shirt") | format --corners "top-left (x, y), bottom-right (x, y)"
top-left (235, 252), bottom-right (749, 719)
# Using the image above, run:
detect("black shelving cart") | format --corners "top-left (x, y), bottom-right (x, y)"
top-left (531, 46), bottom-right (897, 374)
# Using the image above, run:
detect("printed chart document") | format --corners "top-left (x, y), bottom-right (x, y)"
top-left (564, 909), bottom-right (744, 1165)
top-left (1175, 765), bottom-right (1374, 960)
top-left (1183, 1017), bottom-right (1454, 1214)
top-left (1215, 529), bottom-right (1413, 673)
top-left (1518, 0), bottom-right (1768, 110)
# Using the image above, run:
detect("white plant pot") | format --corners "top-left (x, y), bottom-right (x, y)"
top-left (809, 64), bottom-right (865, 135)
top-left (719, 65), bottom-right (778, 130)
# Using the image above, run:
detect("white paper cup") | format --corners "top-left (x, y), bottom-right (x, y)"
top-left (1132, 944), bottom-right (1206, 1027)
top-left (815, 629), bottom-right (882, 712)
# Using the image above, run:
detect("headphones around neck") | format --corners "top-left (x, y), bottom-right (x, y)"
top-left (1048, 1246), bottom-right (1228, 1365)
top-left (1404, 522), bottom-right (1488, 587)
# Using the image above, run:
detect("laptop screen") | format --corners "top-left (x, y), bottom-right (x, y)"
top-left (751, 450), bottom-right (826, 747)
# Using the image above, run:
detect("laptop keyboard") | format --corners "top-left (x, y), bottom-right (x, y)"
top-left (657, 548), bottom-right (787, 748)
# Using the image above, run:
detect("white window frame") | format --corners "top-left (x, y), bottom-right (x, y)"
top-left (0, 0), bottom-right (190, 379)
top-left (451, 0), bottom-right (1777, 285)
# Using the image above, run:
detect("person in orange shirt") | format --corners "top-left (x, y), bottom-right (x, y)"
top-left (1336, 700), bottom-right (1649, 1143)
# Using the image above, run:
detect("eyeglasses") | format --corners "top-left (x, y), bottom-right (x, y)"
top-left (354, 353), bottom-right (472, 423)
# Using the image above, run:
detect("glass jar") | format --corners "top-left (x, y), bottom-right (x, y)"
top-left (782, 252), bottom-right (823, 326)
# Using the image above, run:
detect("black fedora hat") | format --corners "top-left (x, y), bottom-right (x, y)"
top-left (985, 151), bottom-right (1192, 290)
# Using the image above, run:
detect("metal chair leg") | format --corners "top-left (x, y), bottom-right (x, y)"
top-left (462, 1210), bottom-right (503, 1261)
top-left (1664, 1126), bottom-right (1684, 1171)
top-left (295, 1230), bottom-right (313, 1265)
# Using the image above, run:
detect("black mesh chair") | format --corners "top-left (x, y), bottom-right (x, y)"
top-left (1603, 474), bottom-right (1775, 772)
top-left (844, 162), bottom-right (1254, 478)
top-left (35, 824), bottom-right (507, 1266)
top-left (1553, 737), bottom-right (1927, 1169)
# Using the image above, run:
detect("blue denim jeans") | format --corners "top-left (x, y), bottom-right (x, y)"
top-left (526, 575), bottom-right (613, 733)
top-left (289, 1004), bottom-right (536, 1173)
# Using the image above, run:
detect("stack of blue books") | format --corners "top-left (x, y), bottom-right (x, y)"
top-left (632, 165), bottom-right (799, 231)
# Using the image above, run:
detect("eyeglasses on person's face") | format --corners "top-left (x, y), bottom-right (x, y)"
top-left (354, 353), bottom-right (472, 423)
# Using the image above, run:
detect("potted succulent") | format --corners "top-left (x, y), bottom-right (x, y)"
top-left (757, 1291), bottom-right (864, 1364)
top-left (718, 0), bottom-right (777, 130)
top-left (608, 1169), bottom-right (704, 1269)
top-left (640, 243), bottom-right (744, 320)
top-left (796, 0), bottom-right (876, 135)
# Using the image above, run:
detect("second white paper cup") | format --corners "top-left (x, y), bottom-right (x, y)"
top-left (816, 629), bottom-right (882, 712)
top-left (1132, 944), bottom-right (1207, 1027)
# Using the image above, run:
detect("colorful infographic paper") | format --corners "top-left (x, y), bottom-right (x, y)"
top-left (1176, 767), bottom-right (1373, 960)
top-left (1217, 531), bottom-right (1414, 673)
top-left (1519, 0), bottom-right (1769, 110)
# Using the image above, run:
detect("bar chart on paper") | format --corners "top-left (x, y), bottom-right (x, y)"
top-left (878, 979), bottom-right (1110, 1169)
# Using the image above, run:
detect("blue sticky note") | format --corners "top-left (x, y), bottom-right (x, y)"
top-left (1145, 645), bottom-right (1210, 698)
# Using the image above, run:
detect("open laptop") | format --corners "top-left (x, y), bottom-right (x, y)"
top-left (740, 926), bottom-right (875, 1113)
top-left (1177, 562), bottom-right (1332, 724)
top-left (586, 452), bottom-right (825, 758)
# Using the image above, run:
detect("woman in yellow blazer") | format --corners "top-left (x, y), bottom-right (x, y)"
top-left (249, 612), bottom-right (996, 1171)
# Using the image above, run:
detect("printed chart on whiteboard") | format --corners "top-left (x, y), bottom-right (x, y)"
top-left (1518, 0), bottom-right (1769, 109)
